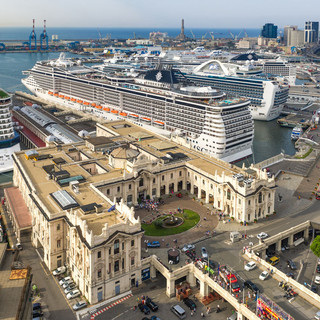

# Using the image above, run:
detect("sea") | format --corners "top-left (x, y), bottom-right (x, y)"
top-left (0, 27), bottom-right (296, 181)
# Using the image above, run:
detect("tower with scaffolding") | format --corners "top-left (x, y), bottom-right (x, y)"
top-left (29, 19), bottom-right (37, 50)
top-left (40, 20), bottom-right (49, 50)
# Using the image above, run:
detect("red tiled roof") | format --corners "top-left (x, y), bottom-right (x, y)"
top-left (4, 187), bottom-right (32, 229)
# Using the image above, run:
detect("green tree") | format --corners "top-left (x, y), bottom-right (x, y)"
top-left (311, 236), bottom-right (320, 257)
top-left (154, 220), bottom-right (163, 228)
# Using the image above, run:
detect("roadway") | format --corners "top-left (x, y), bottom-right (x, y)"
top-left (195, 199), bottom-right (320, 320)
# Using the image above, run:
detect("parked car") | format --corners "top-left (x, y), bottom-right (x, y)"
top-left (287, 259), bottom-right (297, 270)
top-left (201, 247), bottom-right (208, 259)
top-left (147, 241), bottom-right (160, 248)
top-left (64, 283), bottom-right (77, 294)
top-left (59, 276), bottom-right (71, 286)
top-left (315, 310), bottom-right (320, 320)
top-left (311, 284), bottom-right (318, 293)
top-left (146, 298), bottom-right (158, 312)
top-left (227, 274), bottom-right (237, 283)
top-left (231, 281), bottom-right (241, 293)
top-left (244, 280), bottom-right (259, 294)
top-left (53, 266), bottom-right (66, 276)
top-left (259, 271), bottom-right (269, 281)
top-left (171, 304), bottom-right (186, 319)
top-left (316, 264), bottom-right (320, 273)
top-left (66, 289), bottom-right (80, 299)
top-left (183, 297), bottom-right (196, 310)
top-left (150, 316), bottom-right (161, 320)
top-left (73, 300), bottom-right (87, 311)
top-left (244, 261), bottom-right (256, 271)
top-left (257, 232), bottom-right (269, 240)
top-left (16, 243), bottom-right (23, 250)
top-left (182, 244), bottom-right (195, 252)
top-left (32, 309), bottom-right (43, 317)
top-left (315, 276), bottom-right (320, 284)
top-left (286, 272), bottom-right (295, 279)
top-left (32, 303), bottom-right (41, 311)
top-left (63, 279), bottom-right (74, 289)
top-left (138, 303), bottom-right (151, 315)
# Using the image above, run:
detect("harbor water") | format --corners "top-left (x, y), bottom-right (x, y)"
top-left (0, 51), bottom-right (296, 180)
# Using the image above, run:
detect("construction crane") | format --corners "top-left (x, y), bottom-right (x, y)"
top-left (209, 32), bottom-right (215, 40)
top-left (29, 19), bottom-right (37, 50)
top-left (202, 32), bottom-right (208, 39)
top-left (229, 31), bottom-right (242, 41)
top-left (190, 30), bottom-right (196, 39)
top-left (244, 29), bottom-right (248, 38)
top-left (97, 29), bottom-right (102, 42)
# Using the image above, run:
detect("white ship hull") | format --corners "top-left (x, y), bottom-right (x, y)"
top-left (24, 86), bottom-right (252, 163)
top-left (0, 140), bottom-right (20, 174)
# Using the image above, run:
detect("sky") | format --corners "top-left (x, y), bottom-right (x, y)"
top-left (1, 0), bottom-right (320, 29)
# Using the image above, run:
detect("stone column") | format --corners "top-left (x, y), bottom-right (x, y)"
top-left (305, 228), bottom-right (310, 242)
top-left (237, 312), bottom-right (244, 320)
top-left (205, 192), bottom-right (209, 204)
top-left (187, 273), bottom-right (196, 288)
top-left (166, 279), bottom-right (175, 297)
top-left (133, 182), bottom-right (138, 205)
top-left (276, 240), bottom-right (282, 253)
top-left (199, 280), bottom-right (208, 297)
top-left (174, 182), bottom-right (178, 193)
top-left (150, 265), bottom-right (156, 279)
top-left (288, 235), bottom-right (294, 247)
top-left (197, 187), bottom-right (201, 200)
top-left (182, 179), bottom-right (186, 190)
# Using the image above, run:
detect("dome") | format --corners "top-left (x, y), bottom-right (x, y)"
top-left (110, 146), bottom-right (139, 160)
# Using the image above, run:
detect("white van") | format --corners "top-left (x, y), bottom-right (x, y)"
top-left (171, 304), bottom-right (186, 319)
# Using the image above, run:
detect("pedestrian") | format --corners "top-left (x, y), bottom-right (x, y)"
top-left (200, 312), bottom-right (205, 317)
top-left (191, 310), bottom-right (194, 316)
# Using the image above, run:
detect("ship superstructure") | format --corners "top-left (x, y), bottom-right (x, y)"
top-left (0, 89), bottom-right (20, 173)
top-left (176, 59), bottom-right (289, 121)
top-left (22, 54), bottom-right (254, 162)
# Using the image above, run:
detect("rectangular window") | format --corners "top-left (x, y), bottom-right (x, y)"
top-left (248, 200), bottom-right (251, 205)
top-left (162, 175), bottom-right (164, 181)
top-left (179, 171), bottom-right (182, 177)
top-left (107, 189), bottom-right (110, 195)
top-left (114, 241), bottom-right (120, 254)
top-left (122, 242), bottom-right (124, 250)
top-left (117, 186), bottom-right (120, 192)
top-left (57, 224), bottom-right (60, 231)
top-left (170, 173), bottom-right (173, 179)
top-left (131, 256), bottom-right (135, 266)
top-left (98, 269), bottom-right (102, 278)
top-left (129, 184), bottom-right (131, 190)
top-left (131, 240), bottom-right (134, 247)
top-left (153, 178), bottom-right (156, 183)
top-left (114, 260), bottom-right (119, 272)
top-left (109, 248), bottom-right (111, 255)
top-left (57, 239), bottom-right (61, 248)
top-left (98, 251), bottom-right (101, 259)
top-left (122, 258), bottom-right (125, 269)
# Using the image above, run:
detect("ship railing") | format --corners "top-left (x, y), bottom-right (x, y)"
top-left (171, 88), bottom-right (223, 97)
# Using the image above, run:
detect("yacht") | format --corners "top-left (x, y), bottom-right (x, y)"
top-left (22, 53), bottom-right (254, 163)
top-left (291, 125), bottom-right (303, 140)
top-left (175, 59), bottom-right (289, 121)
top-left (0, 89), bottom-right (20, 173)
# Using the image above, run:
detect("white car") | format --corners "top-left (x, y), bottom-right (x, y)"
top-left (63, 279), bottom-right (74, 289)
top-left (245, 261), bottom-right (256, 271)
top-left (67, 289), bottom-right (80, 299)
top-left (257, 232), bottom-right (269, 239)
top-left (73, 300), bottom-right (87, 311)
top-left (53, 266), bottom-right (66, 276)
top-left (64, 283), bottom-right (77, 294)
top-left (201, 247), bottom-right (208, 259)
top-left (315, 276), bottom-right (320, 284)
top-left (182, 244), bottom-right (195, 252)
top-left (259, 271), bottom-right (269, 281)
top-left (59, 276), bottom-right (71, 286)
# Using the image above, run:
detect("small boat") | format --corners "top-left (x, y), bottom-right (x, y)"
top-left (71, 98), bottom-right (76, 102)
top-left (48, 91), bottom-right (53, 95)
top-left (83, 102), bottom-right (90, 106)
top-left (141, 117), bottom-right (151, 122)
top-left (291, 125), bottom-right (303, 140)
top-left (65, 96), bottom-right (70, 100)
top-left (96, 105), bottom-right (103, 110)
top-left (103, 107), bottom-right (110, 112)
top-left (111, 109), bottom-right (119, 114)
top-left (120, 112), bottom-right (128, 117)
top-left (77, 100), bottom-right (83, 104)
top-left (59, 94), bottom-right (64, 98)
top-left (154, 120), bottom-right (165, 126)
top-left (129, 114), bottom-right (139, 118)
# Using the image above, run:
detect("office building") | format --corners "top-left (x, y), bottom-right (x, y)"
top-left (261, 23), bottom-right (278, 39)
top-left (305, 21), bottom-right (319, 43)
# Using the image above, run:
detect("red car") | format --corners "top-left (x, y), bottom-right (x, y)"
top-left (227, 274), bottom-right (241, 293)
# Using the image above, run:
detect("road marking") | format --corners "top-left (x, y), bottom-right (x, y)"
top-left (35, 248), bottom-right (44, 262)
top-left (40, 261), bottom-right (50, 276)
top-left (90, 293), bottom-right (132, 320)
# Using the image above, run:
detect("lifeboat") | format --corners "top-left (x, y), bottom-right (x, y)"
top-left (154, 120), bottom-right (165, 126)
top-left (83, 102), bottom-right (90, 106)
top-left (48, 91), bottom-right (53, 95)
top-left (59, 95), bottom-right (64, 99)
top-left (77, 100), bottom-right (83, 104)
top-left (91, 103), bottom-right (96, 107)
top-left (103, 107), bottom-right (110, 112)
top-left (129, 114), bottom-right (139, 118)
top-left (120, 112), bottom-right (127, 117)
top-left (111, 110), bottom-right (119, 114)
top-left (65, 96), bottom-right (70, 100)
top-left (54, 93), bottom-right (59, 97)
top-left (71, 98), bottom-right (76, 102)
top-left (141, 117), bottom-right (151, 122)
top-left (96, 105), bottom-right (103, 110)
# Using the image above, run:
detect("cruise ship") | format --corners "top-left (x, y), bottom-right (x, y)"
top-left (0, 89), bottom-right (20, 173)
top-left (175, 59), bottom-right (289, 121)
top-left (22, 54), bottom-right (254, 163)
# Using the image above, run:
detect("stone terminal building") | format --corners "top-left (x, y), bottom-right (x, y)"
top-left (10, 119), bottom-right (275, 304)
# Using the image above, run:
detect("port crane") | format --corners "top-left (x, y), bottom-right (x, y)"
top-left (40, 20), bottom-right (49, 50)
top-left (229, 30), bottom-right (243, 40)
top-left (189, 30), bottom-right (196, 39)
top-left (29, 19), bottom-right (37, 50)
top-left (202, 32), bottom-right (208, 39)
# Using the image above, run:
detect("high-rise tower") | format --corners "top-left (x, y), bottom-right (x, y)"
top-left (177, 18), bottom-right (186, 40)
